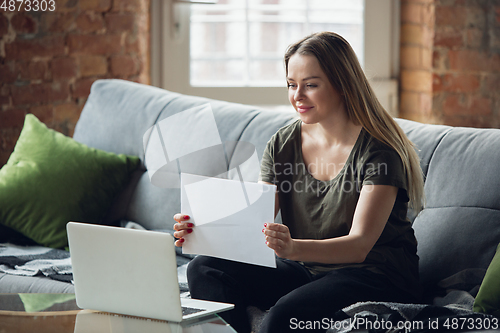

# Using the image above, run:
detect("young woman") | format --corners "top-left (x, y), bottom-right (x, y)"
top-left (173, 31), bottom-right (425, 333)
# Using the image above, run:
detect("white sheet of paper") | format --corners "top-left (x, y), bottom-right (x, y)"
top-left (181, 173), bottom-right (277, 268)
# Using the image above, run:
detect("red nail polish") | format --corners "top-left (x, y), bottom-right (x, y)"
top-left (179, 238), bottom-right (185, 243)
top-left (184, 215), bottom-right (190, 220)
top-left (187, 229), bottom-right (193, 234)
top-left (262, 228), bottom-right (265, 233)
top-left (264, 223), bottom-right (267, 227)
top-left (187, 223), bottom-right (194, 227)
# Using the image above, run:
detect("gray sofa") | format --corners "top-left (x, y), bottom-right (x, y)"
top-left (1, 79), bottom-right (499, 328)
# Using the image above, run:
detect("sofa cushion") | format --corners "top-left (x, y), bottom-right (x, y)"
top-left (395, 119), bottom-right (451, 177)
top-left (474, 243), bottom-right (500, 317)
top-left (395, 119), bottom-right (452, 222)
top-left (409, 125), bottom-right (500, 287)
top-left (0, 114), bottom-right (140, 248)
top-left (0, 273), bottom-right (75, 293)
top-left (414, 207), bottom-right (500, 285)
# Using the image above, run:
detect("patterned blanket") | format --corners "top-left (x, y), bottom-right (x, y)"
top-left (0, 243), bottom-right (73, 282)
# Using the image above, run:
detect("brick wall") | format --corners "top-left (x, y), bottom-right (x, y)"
top-left (0, 0), bottom-right (150, 166)
top-left (400, 0), bottom-right (436, 123)
top-left (400, 0), bottom-right (500, 128)
top-left (433, 0), bottom-right (500, 127)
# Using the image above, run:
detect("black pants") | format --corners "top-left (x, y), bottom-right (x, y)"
top-left (187, 256), bottom-right (417, 333)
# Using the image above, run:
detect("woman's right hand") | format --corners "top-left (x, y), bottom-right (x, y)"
top-left (173, 214), bottom-right (194, 247)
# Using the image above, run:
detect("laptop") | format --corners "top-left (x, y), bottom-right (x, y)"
top-left (67, 222), bottom-right (234, 322)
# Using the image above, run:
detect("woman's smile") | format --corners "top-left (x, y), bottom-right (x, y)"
top-left (297, 105), bottom-right (313, 113)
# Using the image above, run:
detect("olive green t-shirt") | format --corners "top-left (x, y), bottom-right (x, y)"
top-left (259, 120), bottom-right (421, 299)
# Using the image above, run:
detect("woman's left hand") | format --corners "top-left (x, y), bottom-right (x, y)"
top-left (263, 223), bottom-right (296, 259)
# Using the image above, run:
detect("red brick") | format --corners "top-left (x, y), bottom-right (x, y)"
top-left (112, 0), bottom-right (143, 13)
top-left (80, 0), bottom-right (112, 12)
top-left (105, 13), bottom-right (135, 33)
top-left (443, 94), bottom-right (467, 115)
top-left (434, 28), bottom-right (463, 48)
top-left (466, 6), bottom-right (486, 29)
top-left (29, 105), bottom-right (54, 124)
top-left (0, 63), bottom-right (17, 84)
top-left (433, 50), bottom-right (447, 70)
top-left (0, 94), bottom-right (10, 107)
top-left (0, 128), bottom-right (23, 165)
top-left (492, 54), bottom-right (500, 72)
top-left (16, 61), bottom-right (48, 81)
top-left (53, 121), bottom-right (76, 137)
top-left (0, 109), bottom-right (25, 129)
top-left (485, 74), bottom-right (500, 93)
top-left (125, 36), bottom-right (140, 54)
top-left (491, 32), bottom-right (500, 52)
top-left (432, 73), bottom-right (443, 92)
top-left (4, 36), bottom-right (65, 61)
top-left (53, 0), bottom-right (78, 12)
top-left (11, 82), bottom-right (70, 106)
top-left (110, 55), bottom-right (138, 76)
top-left (448, 49), bottom-right (490, 71)
top-left (1, 128), bottom-right (22, 148)
top-left (466, 28), bottom-right (483, 48)
top-left (470, 96), bottom-right (492, 116)
top-left (67, 34), bottom-right (122, 55)
top-left (441, 74), bottom-right (480, 93)
top-left (78, 55), bottom-right (108, 77)
top-left (41, 12), bottom-right (76, 33)
top-left (54, 102), bottom-right (80, 124)
top-left (0, 14), bottom-right (8, 37)
top-left (72, 78), bottom-right (96, 98)
top-left (76, 12), bottom-right (104, 33)
top-left (413, 0), bottom-right (434, 4)
top-left (11, 13), bottom-right (37, 34)
top-left (442, 115), bottom-right (495, 128)
top-left (0, 84), bottom-right (10, 105)
top-left (443, 94), bottom-right (492, 116)
top-left (435, 6), bottom-right (467, 27)
top-left (0, 85), bottom-right (10, 97)
top-left (51, 57), bottom-right (77, 80)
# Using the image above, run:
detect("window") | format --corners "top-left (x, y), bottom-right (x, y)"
top-left (151, 0), bottom-right (400, 115)
top-left (190, 0), bottom-right (364, 87)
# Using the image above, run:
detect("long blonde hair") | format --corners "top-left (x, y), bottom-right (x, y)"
top-left (285, 31), bottom-right (425, 213)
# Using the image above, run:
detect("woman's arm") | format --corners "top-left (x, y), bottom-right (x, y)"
top-left (263, 184), bottom-right (398, 264)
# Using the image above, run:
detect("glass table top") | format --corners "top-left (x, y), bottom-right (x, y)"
top-left (0, 293), bottom-right (236, 333)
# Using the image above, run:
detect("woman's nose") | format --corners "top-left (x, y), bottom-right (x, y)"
top-left (294, 87), bottom-right (304, 101)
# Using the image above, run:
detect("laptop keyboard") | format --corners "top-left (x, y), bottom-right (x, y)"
top-left (182, 306), bottom-right (205, 316)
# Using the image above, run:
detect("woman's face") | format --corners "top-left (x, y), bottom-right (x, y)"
top-left (286, 54), bottom-right (345, 125)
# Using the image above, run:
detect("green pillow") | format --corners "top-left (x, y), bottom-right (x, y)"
top-left (0, 114), bottom-right (140, 248)
top-left (474, 243), bottom-right (500, 317)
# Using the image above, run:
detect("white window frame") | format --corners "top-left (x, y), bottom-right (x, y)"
top-left (151, 0), bottom-right (400, 116)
